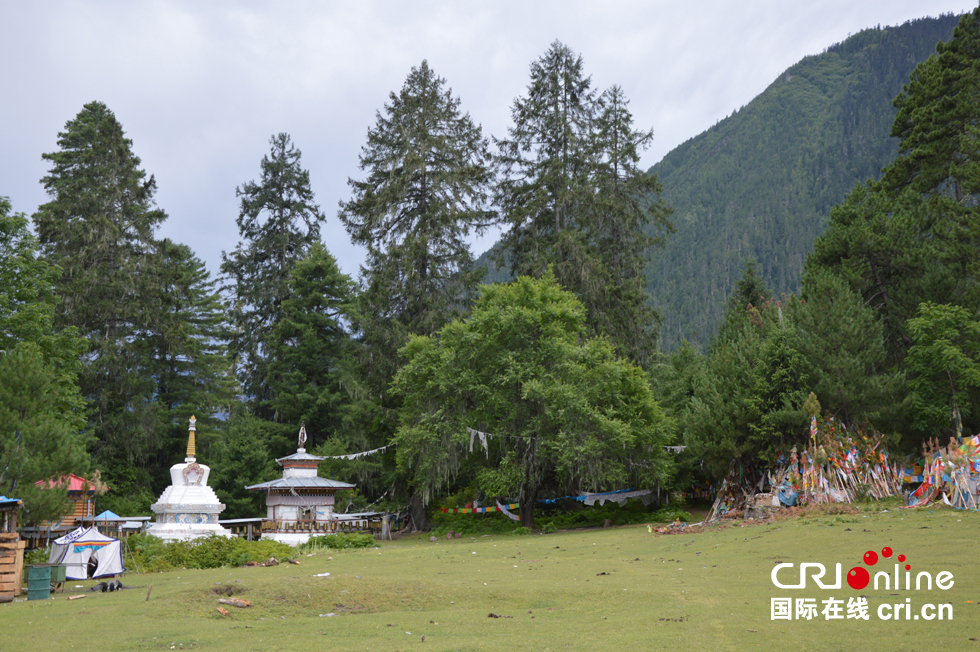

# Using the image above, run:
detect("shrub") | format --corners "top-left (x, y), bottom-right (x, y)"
top-left (125, 534), bottom-right (294, 572)
top-left (650, 506), bottom-right (692, 523)
top-left (429, 511), bottom-right (518, 537)
top-left (298, 533), bottom-right (375, 553)
top-left (513, 526), bottom-right (530, 535)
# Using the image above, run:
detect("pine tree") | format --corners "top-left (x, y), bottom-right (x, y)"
top-left (33, 101), bottom-right (167, 475)
top-left (882, 7), bottom-right (980, 310)
top-left (494, 43), bottom-right (672, 365)
top-left (222, 133), bottom-right (326, 412)
top-left (886, 7), bottom-right (980, 205)
top-left (684, 264), bottom-right (809, 475)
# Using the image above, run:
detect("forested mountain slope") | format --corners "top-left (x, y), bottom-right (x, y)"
top-left (649, 15), bottom-right (960, 350)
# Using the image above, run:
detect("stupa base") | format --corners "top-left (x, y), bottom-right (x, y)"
top-left (145, 523), bottom-right (234, 542)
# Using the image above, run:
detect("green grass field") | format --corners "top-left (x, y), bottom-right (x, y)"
top-left (3, 507), bottom-right (978, 651)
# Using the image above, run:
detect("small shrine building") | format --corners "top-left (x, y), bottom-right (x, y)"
top-left (246, 425), bottom-right (357, 544)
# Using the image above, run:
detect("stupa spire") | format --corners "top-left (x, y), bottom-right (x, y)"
top-left (186, 415), bottom-right (197, 461)
top-left (297, 422), bottom-right (307, 452)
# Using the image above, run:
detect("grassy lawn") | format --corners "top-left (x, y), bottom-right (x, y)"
top-left (3, 506), bottom-right (978, 651)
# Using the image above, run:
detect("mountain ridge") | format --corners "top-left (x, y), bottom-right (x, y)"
top-left (646, 14), bottom-right (961, 350)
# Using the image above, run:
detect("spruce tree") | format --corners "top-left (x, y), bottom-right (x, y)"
top-left (339, 61), bottom-right (494, 519)
top-left (137, 239), bottom-right (235, 478)
top-left (33, 101), bottom-right (167, 477)
top-left (265, 242), bottom-right (353, 450)
top-left (494, 41), bottom-right (596, 279)
top-left (222, 133), bottom-right (326, 413)
top-left (494, 43), bottom-right (672, 365)
top-left (587, 85), bottom-right (674, 365)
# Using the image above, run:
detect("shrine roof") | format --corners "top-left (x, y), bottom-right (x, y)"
top-left (245, 476), bottom-right (354, 491)
top-left (275, 450), bottom-right (326, 465)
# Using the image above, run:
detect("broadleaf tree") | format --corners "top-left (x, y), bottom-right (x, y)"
top-left (905, 302), bottom-right (980, 437)
top-left (0, 346), bottom-right (91, 525)
top-left (392, 274), bottom-right (673, 529)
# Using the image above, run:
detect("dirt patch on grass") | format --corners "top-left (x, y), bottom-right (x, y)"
top-left (209, 585), bottom-right (248, 597)
top-left (774, 504), bottom-right (860, 520)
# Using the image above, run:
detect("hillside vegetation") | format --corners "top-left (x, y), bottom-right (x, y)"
top-left (648, 15), bottom-right (960, 350)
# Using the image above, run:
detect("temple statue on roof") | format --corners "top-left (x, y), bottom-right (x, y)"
top-left (246, 424), bottom-right (357, 544)
top-left (146, 416), bottom-right (233, 541)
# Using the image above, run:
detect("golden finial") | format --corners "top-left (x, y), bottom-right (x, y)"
top-left (187, 415), bottom-right (197, 459)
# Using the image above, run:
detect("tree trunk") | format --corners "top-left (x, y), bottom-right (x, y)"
top-left (408, 493), bottom-right (430, 532)
top-left (519, 487), bottom-right (537, 530)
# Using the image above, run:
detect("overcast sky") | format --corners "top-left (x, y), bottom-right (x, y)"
top-left (1, 1), bottom-right (973, 279)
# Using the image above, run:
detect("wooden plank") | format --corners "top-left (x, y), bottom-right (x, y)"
top-left (0, 556), bottom-right (16, 565)
top-left (0, 581), bottom-right (16, 592)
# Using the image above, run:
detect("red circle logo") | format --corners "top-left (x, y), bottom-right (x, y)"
top-left (847, 566), bottom-right (870, 590)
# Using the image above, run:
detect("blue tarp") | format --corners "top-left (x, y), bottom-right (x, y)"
top-left (775, 483), bottom-right (798, 507)
top-left (94, 510), bottom-right (121, 520)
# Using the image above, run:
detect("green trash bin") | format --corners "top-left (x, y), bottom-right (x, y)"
top-left (49, 564), bottom-right (66, 585)
top-left (27, 565), bottom-right (51, 601)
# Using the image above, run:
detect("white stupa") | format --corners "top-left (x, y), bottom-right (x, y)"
top-left (146, 416), bottom-right (233, 541)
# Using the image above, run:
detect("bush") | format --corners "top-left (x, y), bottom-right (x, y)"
top-left (429, 511), bottom-right (519, 537)
top-left (298, 533), bottom-right (375, 553)
top-left (513, 526), bottom-right (530, 535)
top-left (650, 506), bottom-right (692, 523)
top-left (125, 534), bottom-right (294, 572)
top-left (541, 522), bottom-right (557, 534)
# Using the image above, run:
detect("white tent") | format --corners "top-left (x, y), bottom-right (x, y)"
top-left (48, 527), bottom-right (125, 580)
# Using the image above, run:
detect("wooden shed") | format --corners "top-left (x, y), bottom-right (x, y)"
top-left (0, 496), bottom-right (25, 603)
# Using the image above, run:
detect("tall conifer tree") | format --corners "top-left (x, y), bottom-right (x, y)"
top-left (339, 61), bottom-right (492, 424)
top-left (494, 42), bottom-right (672, 365)
top-left (33, 102), bottom-right (167, 480)
top-left (138, 239), bottom-right (235, 477)
top-left (265, 242), bottom-right (353, 448)
top-left (340, 61), bottom-right (493, 521)
top-left (222, 133), bottom-right (326, 414)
